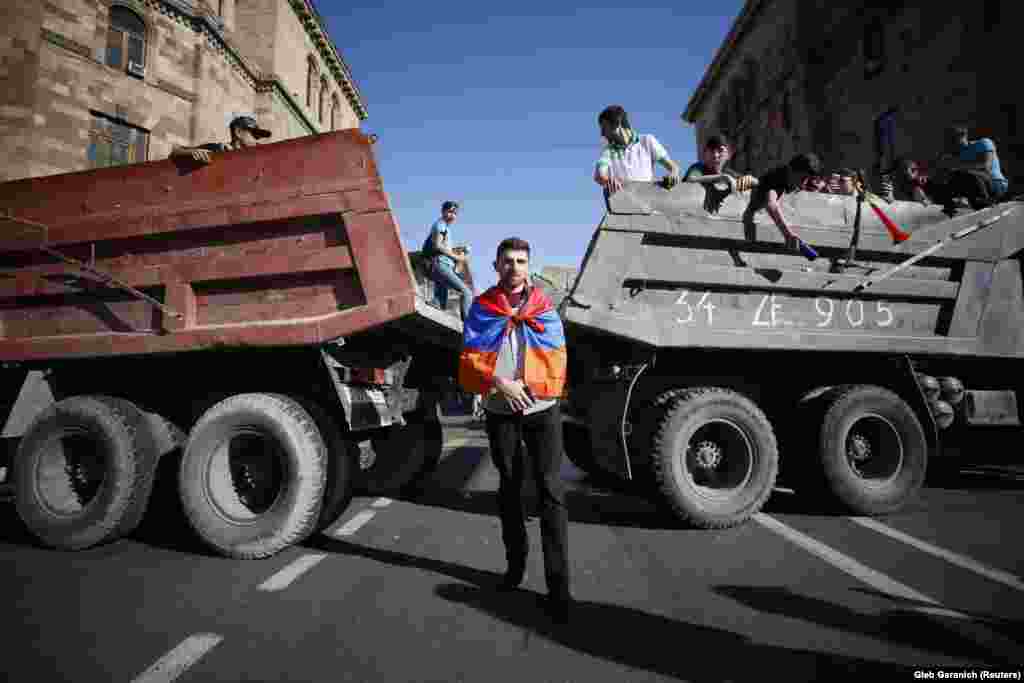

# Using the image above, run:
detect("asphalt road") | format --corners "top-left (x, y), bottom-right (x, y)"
top-left (1, 417), bottom-right (1023, 682)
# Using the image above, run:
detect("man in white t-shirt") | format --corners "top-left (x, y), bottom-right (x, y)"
top-left (593, 105), bottom-right (681, 196)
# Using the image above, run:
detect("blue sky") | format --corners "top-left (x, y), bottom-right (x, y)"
top-left (321, 2), bottom-right (745, 287)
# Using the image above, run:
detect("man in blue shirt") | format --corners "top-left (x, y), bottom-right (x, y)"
top-left (423, 201), bottom-right (473, 320)
top-left (927, 126), bottom-right (1009, 216)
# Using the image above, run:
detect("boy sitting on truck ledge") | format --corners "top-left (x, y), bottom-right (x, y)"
top-left (169, 115), bottom-right (272, 164)
top-left (683, 133), bottom-right (757, 214)
top-left (593, 105), bottom-right (681, 201)
top-left (743, 152), bottom-right (824, 261)
top-left (422, 200), bottom-right (474, 321)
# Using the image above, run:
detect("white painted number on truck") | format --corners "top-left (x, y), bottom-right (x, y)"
top-left (675, 291), bottom-right (898, 330)
top-left (675, 290), bottom-right (716, 326)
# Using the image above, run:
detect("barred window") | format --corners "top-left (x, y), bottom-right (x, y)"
top-left (106, 6), bottom-right (146, 75)
top-left (87, 112), bottom-right (148, 168)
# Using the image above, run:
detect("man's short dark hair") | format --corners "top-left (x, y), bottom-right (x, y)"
top-left (789, 153), bottom-right (823, 176)
top-left (948, 126), bottom-right (968, 139)
top-left (598, 105), bottom-right (631, 131)
top-left (837, 167), bottom-right (855, 177)
top-left (441, 201), bottom-right (459, 213)
top-left (705, 133), bottom-right (731, 150)
top-left (495, 237), bottom-right (531, 263)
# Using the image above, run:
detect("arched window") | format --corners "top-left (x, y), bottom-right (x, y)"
top-left (330, 94), bottom-right (340, 130)
top-left (318, 76), bottom-right (328, 123)
top-left (106, 5), bottom-right (146, 76)
top-left (307, 57), bottom-right (318, 109)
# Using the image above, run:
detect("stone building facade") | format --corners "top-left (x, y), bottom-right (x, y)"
top-left (683, 0), bottom-right (1020, 189)
top-left (0, 0), bottom-right (367, 182)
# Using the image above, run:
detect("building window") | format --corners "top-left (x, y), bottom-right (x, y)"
top-left (863, 17), bottom-right (885, 79)
top-left (87, 112), bottom-right (148, 168)
top-left (307, 57), bottom-right (318, 109)
top-left (318, 76), bottom-right (328, 123)
top-left (330, 94), bottom-right (340, 130)
top-left (106, 5), bottom-right (146, 77)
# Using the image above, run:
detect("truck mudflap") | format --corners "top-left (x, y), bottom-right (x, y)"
top-left (320, 348), bottom-right (412, 432)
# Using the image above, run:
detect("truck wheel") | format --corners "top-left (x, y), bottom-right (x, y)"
top-left (13, 396), bottom-right (149, 550)
top-left (92, 399), bottom-right (182, 538)
top-left (817, 385), bottom-right (927, 514)
top-left (651, 388), bottom-right (778, 528)
top-left (179, 393), bottom-right (327, 559)
top-left (358, 411), bottom-right (441, 496)
top-left (293, 398), bottom-right (358, 533)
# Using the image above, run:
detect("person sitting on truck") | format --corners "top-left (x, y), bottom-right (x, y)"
top-left (890, 158), bottom-right (932, 204)
top-left (742, 152), bottom-right (824, 261)
top-left (169, 115), bottom-right (272, 164)
top-left (593, 105), bottom-right (681, 199)
top-left (682, 133), bottom-right (758, 214)
top-left (925, 126), bottom-right (1009, 216)
top-left (422, 201), bottom-right (473, 320)
top-left (458, 236), bottom-right (571, 624)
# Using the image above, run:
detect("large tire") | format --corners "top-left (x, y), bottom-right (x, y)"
top-left (294, 398), bottom-right (358, 533)
top-left (651, 388), bottom-right (778, 528)
top-left (816, 385), bottom-right (927, 514)
top-left (13, 396), bottom-right (149, 550)
top-left (179, 393), bottom-right (327, 559)
top-left (357, 410), bottom-right (442, 496)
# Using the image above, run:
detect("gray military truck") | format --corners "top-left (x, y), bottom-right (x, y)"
top-left (559, 180), bottom-right (1023, 528)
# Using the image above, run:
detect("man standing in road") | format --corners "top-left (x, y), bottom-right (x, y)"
top-left (169, 114), bottom-right (272, 163)
top-left (458, 237), bottom-right (571, 623)
top-left (593, 105), bottom-right (681, 200)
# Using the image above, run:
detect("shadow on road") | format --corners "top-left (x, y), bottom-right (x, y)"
top-left (305, 534), bottom-right (919, 680)
top-left (434, 582), bottom-right (920, 681)
top-left (714, 585), bottom-right (1016, 666)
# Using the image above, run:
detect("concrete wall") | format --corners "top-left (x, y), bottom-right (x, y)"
top-left (690, 1), bottom-right (1021, 188)
top-left (0, 0), bottom-right (364, 183)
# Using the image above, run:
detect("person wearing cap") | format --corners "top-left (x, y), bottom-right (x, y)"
top-left (169, 115), bottom-right (272, 164)
top-left (593, 105), bottom-right (681, 199)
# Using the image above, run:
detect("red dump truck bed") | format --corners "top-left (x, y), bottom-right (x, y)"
top-left (0, 129), bottom-right (459, 362)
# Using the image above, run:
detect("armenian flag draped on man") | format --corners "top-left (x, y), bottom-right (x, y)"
top-left (458, 285), bottom-right (567, 399)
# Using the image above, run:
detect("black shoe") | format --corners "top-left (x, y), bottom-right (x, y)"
top-left (496, 565), bottom-right (524, 592)
top-left (546, 596), bottom-right (572, 625)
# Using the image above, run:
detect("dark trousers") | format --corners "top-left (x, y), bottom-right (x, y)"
top-left (484, 403), bottom-right (569, 600)
top-left (926, 170), bottom-right (1003, 212)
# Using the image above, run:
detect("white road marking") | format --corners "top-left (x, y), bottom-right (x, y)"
top-left (755, 513), bottom-right (1024, 663)
top-left (443, 436), bottom-right (484, 451)
top-left (131, 633), bottom-right (223, 683)
top-left (372, 497), bottom-right (393, 508)
top-left (258, 554), bottom-right (328, 592)
top-left (754, 514), bottom-right (948, 608)
top-left (850, 516), bottom-right (1024, 593)
top-left (331, 509), bottom-right (376, 537)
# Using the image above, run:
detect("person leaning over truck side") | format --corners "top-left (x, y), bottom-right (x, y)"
top-left (458, 237), bottom-right (572, 624)
top-left (169, 115), bottom-right (272, 164)
top-left (422, 201), bottom-right (473, 321)
top-left (593, 105), bottom-right (681, 198)
top-left (742, 152), bottom-right (824, 261)
top-left (683, 133), bottom-right (758, 214)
